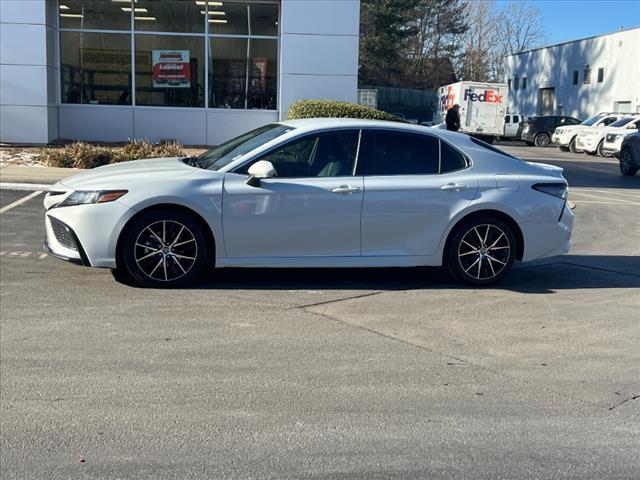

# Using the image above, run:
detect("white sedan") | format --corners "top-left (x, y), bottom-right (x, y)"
top-left (43, 119), bottom-right (574, 287)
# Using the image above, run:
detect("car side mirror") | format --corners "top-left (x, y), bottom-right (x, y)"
top-left (246, 160), bottom-right (276, 187)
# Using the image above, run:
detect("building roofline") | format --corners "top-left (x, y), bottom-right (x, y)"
top-left (506, 26), bottom-right (640, 57)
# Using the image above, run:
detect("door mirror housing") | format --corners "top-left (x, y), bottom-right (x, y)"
top-left (246, 160), bottom-right (276, 187)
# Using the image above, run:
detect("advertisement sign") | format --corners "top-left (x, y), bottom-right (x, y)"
top-left (152, 50), bottom-right (190, 88)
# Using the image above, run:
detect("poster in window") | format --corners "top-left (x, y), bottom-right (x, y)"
top-left (152, 50), bottom-right (190, 88)
top-left (249, 58), bottom-right (267, 96)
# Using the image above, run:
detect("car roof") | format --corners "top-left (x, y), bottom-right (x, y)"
top-left (278, 118), bottom-right (462, 139)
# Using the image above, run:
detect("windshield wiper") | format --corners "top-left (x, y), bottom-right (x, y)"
top-left (183, 156), bottom-right (203, 168)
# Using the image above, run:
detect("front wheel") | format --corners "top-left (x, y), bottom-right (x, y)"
top-left (619, 148), bottom-right (638, 176)
top-left (120, 209), bottom-right (208, 288)
top-left (569, 137), bottom-right (580, 153)
top-left (447, 218), bottom-right (517, 286)
top-left (558, 145), bottom-right (570, 152)
top-left (534, 133), bottom-right (551, 147)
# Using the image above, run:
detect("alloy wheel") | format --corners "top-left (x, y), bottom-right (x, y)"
top-left (134, 220), bottom-right (198, 282)
top-left (457, 224), bottom-right (511, 281)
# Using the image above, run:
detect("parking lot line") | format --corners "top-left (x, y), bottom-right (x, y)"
top-left (576, 188), bottom-right (640, 201)
top-left (569, 190), bottom-right (640, 205)
top-left (0, 191), bottom-right (42, 214)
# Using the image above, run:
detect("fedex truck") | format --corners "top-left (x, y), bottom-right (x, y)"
top-left (434, 81), bottom-right (508, 143)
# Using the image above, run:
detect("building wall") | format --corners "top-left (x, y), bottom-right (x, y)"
top-left (0, 0), bottom-right (360, 145)
top-left (0, 0), bottom-right (58, 144)
top-left (504, 28), bottom-right (640, 119)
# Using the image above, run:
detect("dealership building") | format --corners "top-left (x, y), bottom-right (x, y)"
top-left (0, 0), bottom-right (360, 145)
top-left (504, 28), bottom-right (640, 119)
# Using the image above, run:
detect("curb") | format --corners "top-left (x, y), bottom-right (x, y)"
top-left (0, 182), bottom-right (52, 191)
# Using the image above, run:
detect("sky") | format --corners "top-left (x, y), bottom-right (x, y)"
top-left (496, 0), bottom-right (640, 45)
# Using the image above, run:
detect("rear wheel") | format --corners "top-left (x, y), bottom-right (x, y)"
top-left (619, 148), bottom-right (638, 176)
top-left (120, 209), bottom-right (207, 288)
top-left (558, 145), bottom-right (570, 152)
top-left (534, 132), bottom-right (551, 147)
top-left (447, 218), bottom-right (517, 286)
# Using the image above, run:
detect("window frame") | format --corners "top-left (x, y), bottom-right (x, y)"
top-left (357, 128), bottom-right (471, 177)
top-left (57, 0), bottom-right (280, 110)
top-left (230, 128), bottom-right (364, 179)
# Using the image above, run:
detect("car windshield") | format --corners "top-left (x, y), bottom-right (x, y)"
top-left (609, 117), bottom-right (634, 128)
top-left (581, 115), bottom-right (603, 126)
top-left (196, 124), bottom-right (296, 171)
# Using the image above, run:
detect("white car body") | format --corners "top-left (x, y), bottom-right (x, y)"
top-left (43, 119), bottom-right (573, 286)
top-left (602, 117), bottom-right (640, 155)
top-left (552, 114), bottom-right (626, 150)
top-left (575, 116), bottom-right (640, 155)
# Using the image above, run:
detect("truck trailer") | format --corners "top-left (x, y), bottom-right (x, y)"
top-left (434, 81), bottom-right (508, 143)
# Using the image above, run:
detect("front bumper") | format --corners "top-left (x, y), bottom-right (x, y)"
top-left (44, 199), bottom-right (133, 268)
top-left (551, 133), bottom-right (572, 147)
top-left (575, 136), bottom-right (598, 153)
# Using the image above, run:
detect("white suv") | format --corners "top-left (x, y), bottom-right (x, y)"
top-left (575, 116), bottom-right (640, 156)
top-left (552, 113), bottom-right (625, 153)
top-left (602, 117), bottom-right (640, 156)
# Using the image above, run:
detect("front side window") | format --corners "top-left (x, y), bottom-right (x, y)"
top-left (513, 115), bottom-right (519, 123)
top-left (200, 124), bottom-right (295, 171)
top-left (246, 131), bottom-right (359, 178)
top-left (360, 131), bottom-right (439, 176)
top-left (60, 31), bottom-right (132, 105)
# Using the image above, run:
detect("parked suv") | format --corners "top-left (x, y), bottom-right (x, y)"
top-left (603, 117), bottom-right (640, 156)
top-left (617, 131), bottom-right (640, 176)
top-left (552, 113), bottom-right (625, 153)
top-left (521, 116), bottom-right (581, 147)
top-left (576, 116), bottom-right (640, 156)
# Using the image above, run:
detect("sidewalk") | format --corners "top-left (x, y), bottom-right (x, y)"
top-left (0, 165), bottom-right (78, 186)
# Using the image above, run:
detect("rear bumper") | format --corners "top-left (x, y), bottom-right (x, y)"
top-left (520, 205), bottom-right (574, 262)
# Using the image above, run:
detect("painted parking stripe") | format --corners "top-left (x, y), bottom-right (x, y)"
top-left (0, 191), bottom-right (43, 214)
top-left (569, 191), bottom-right (640, 205)
top-left (0, 182), bottom-right (52, 191)
top-left (576, 188), bottom-right (640, 201)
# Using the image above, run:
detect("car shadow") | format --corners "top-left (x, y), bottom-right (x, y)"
top-left (181, 255), bottom-right (640, 294)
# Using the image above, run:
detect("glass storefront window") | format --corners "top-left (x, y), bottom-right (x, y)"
top-left (250, 4), bottom-right (278, 36)
top-left (59, 1), bottom-right (131, 30)
top-left (60, 31), bottom-right (132, 105)
top-left (135, 0), bottom-right (205, 34)
top-left (59, 1), bottom-right (278, 110)
top-left (206, 3), bottom-right (249, 35)
top-left (247, 39), bottom-right (277, 109)
top-left (135, 35), bottom-right (205, 107)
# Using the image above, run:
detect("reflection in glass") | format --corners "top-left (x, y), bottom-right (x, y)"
top-left (250, 4), bottom-right (278, 36)
top-left (59, 0), bottom-right (131, 30)
top-left (135, 35), bottom-right (205, 107)
top-left (207, 3), bottom-right (249, 35)
top-left (135, 0), bottom-right (205, 33)
top-left (60, 32), bottom-right (132, 105)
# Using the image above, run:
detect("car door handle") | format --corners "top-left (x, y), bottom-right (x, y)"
top-left (440, 183), bottom-right (469, 191)
top-left (331, 185), bottom-right (361, 195)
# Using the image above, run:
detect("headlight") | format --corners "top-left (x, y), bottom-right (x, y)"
top-left (555, 128), bottom-right (563, 134)
top-left (59, 190), bottom-right (128, 207)
top-left (606, 134), bottom-right (621, 142)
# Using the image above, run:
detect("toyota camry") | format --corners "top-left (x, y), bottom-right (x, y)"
top-left (43, 119), bottom-right (574, 287)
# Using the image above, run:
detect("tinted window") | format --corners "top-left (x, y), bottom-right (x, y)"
top-left (513, 115), bottom-right (519, 123)
top-left (361, 131), bottom-right (439, 176)
top-left (610, 117), bottom-right (633, 128)
top-left (566, 117), bottom-right (581, 125)
top-left (601, 117), bottom-right (617, 126)
top-left (247, 131), bottom-right (359, 178)
top-left (440, 141), bottom-right (468, 173)
top-left (505, 115), bottom-right (510, 122)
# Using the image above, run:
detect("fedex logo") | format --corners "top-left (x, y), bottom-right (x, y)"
top-left (440, 85), bottom-right (456, 110)
top-left (464, 89), bottom-right (503, 104)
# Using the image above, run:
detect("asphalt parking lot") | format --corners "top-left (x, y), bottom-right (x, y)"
top-left (1, 145), bottom-right (639, 479)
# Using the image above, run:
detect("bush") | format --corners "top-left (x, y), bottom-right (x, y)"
top-left (114, 139), bottom-right (184, 162)
top-left (287, 99), bottom-right (405, 123)
top-left (37, 139), bottom-right (185, 169)
top-left (39, 142), bottom-right (114, 169)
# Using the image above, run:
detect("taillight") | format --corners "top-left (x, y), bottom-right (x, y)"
top-left (532, 183), bottom-right (568, 199)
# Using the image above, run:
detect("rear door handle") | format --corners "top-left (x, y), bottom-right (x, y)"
top-left (440, 183), bottom-right (469, 191)
top-left (331, 185), bottom-right (361, 195)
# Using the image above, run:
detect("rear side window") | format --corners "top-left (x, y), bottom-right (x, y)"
top-left (440, 141), bottom-right (468, 173)
top-left (360, 131), bottom-right (439, 175)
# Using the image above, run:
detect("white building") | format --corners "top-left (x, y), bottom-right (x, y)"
top-left (504, 28), bottom-right (640, 119)
top-left (0, 0), bottom-right (360, 145)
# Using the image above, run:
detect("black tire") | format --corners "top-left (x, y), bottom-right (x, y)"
top-left (525, 141), bottom-right (534, 146)
top-left (569, 137), bottom-right (580, 153)
top-left (619, 147), bottom-right (638, 176)
top-left (558, 145), bottom-right (570, 152)
top-left (447, 217), bottom-right (517, 286)
top-left (596, 140), bottom-right (608, 157)
top-left (534, 132), bottom-right (551, 147)
top-left (119, 208), bottom-right (208, 288)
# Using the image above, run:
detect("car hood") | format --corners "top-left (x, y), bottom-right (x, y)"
top-left (58, 157), bottom-right (202, 190)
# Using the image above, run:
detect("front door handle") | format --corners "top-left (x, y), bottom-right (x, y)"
top-left (331, 185), bottom-right (361, 195)
top-left (440, 183), bottom-right (469, 191)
